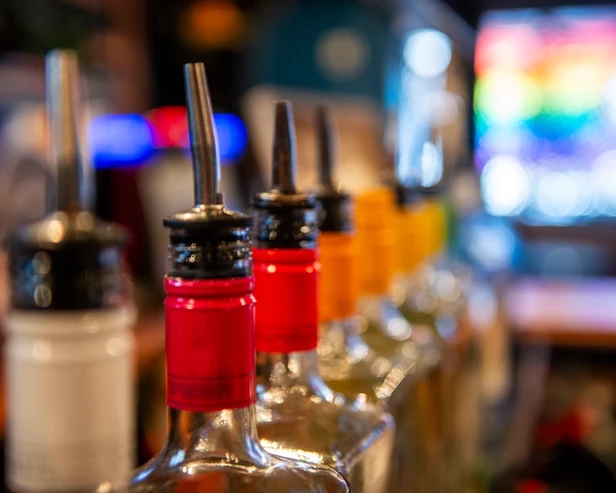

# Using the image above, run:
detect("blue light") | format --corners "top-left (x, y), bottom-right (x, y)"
top-left (88, 111), bottom-right (248, 169)
top-left (89, 114), bottom-right (155, 169)
top-left (213, 113), bottom-right (248, 162)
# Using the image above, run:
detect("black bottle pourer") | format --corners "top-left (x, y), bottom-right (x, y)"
top-left (5, 49), bottom-right (128, 311)
top-left (394, 181), bottom-right (444, 208)
top-left (313, 104), bottom-right (352, 233)
top-left (163, 63), bottom-right (252, 279)
top-left (252, 101), bottom-right (319, 249)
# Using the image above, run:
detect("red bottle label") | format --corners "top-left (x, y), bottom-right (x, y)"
top-left (164, 276), bottom-right (256, 412)
top-left (252, 248), bottom-right (319, 353)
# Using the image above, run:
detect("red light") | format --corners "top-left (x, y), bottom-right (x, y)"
top-left (147, 106), bottom-right (189, 149)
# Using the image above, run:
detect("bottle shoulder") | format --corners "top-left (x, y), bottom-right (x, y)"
top-left (128, 453), bottom-right (349, 493)
top-left (255, 391), bottom-right (394, 472)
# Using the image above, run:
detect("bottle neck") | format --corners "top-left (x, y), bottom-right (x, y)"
top-left (256, 350), bottom-right (335, 402)
top-left (162, 275), bottom-right (267, 462)
top-left (164, 405), bottom-right (269, 464)
top-left (251, 248), bottom-right (330, 399)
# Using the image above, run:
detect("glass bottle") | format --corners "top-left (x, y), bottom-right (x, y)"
top-left (312, 106), bottom-right (436, 493)
top-left (3, 50), bottom-right (135, 493)
top-left (354, 188), bottom-right (441, 372)
top-left (393, 187), bottom-right (478, 493)
top-left (313, 105), bottom-right (416, 403)
top-left (251, 101), bottom-right (395, 493)
top-left (394, 190), bottom-right (468, 341)
top-left (354, 186), bottom-right (449, 493)
top-left (129, 63), bottom-right (349, 493)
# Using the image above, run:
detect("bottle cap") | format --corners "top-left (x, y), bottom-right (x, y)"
top-left (318, 232), bottom-right (358, 321)
top-left (354, 188), bottom-right (396, 297)
top-left (392, 183), bottom-right (448, 272)
top-left (5, 50), bottom-right (128, 310)
top-left (163, 63), bottom-right (252, 279)
top-left (252, 101), bottom-right (319, 249)
top-left (395, 200), bottom-right (431, 275)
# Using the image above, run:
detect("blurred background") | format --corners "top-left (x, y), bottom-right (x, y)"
top-left (2, 0), bottom-right (616, 492)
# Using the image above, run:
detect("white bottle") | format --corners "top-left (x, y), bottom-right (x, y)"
top-left (3, 49), bottom-right (136, 493)
top-left (5, 306), bottom-right (135, 492)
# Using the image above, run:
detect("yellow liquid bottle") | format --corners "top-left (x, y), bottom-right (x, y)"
top-left (353, 187), bottom-right (445, 493)
top-left (312, 106), bottom-right (417, 405)
top-left (394, 189), bottom-right (480, 493)
top-left (309, 105), bottom-right (437, 492)
top-left (354, 188), bottom-right (441, 369)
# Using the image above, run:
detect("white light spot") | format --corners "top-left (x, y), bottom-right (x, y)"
top-left (536, 171), bottom-right (587, 218)
top-left (420, 141), bottom-right (443, 187)
top-left (47, 219), bottom-right (65, 243)
top-left (481, 155), bottom-right (530, 216)
top-left (404, 29), bottom-right (452, 78)
top-left (386, 317), bottom-right (411, 339)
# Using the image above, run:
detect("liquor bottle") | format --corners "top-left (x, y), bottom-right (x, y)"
top-left (354, 187), bottom-right (441, 373)
top-left (394, 188), bottom-right (467, 341)
top-left (354, 186), bottom-right (447, 493)
top-left (392, 186), bottom-right (451, 493)
top-left (252, 100), bottom-right (395, 493)
top-left (313, 105), bottom-right (415, 403)
top-left (128, 63), bottom-right (350, 493)
top-left (394, 186), bottom-right (478, 493)
top-left (312, 105), bottom-right (432, 493)
top-left (4, 50), bottom-right (135, 492)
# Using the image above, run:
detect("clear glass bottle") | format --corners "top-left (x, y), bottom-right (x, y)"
top-left (393, 188), bottom-right (477, 493)
top-left (251, 101), bottom-right (395, 493)
top-left (354, 188), bottom-right (442, 373)
top-left (394, 192), bottom-right (468, 341)
top-left (129, 63), bottom-right (349, 493)
top-left (353, 187), bottom-right (449, 493)
top-left (4, 50), bottom-right (135, 493)
top-left (312, 105), bottom-right (417, 403)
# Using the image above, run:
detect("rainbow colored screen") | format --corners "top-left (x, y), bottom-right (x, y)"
top-left (475, 7), bottom-right (616, 223)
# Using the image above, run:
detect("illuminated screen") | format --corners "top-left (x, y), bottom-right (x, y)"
top-left (475, 7), bottom-right (616, 223)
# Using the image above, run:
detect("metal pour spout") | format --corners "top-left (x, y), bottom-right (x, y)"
top-left (184, 62), bottom-right (220, 207)
top-left (46, 49), bottom-right (84, 212)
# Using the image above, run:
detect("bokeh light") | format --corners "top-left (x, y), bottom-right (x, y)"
top-left (475, 7), bottom-right (616, 222)
top-left (403, 29), bottom-right (452, 79)
top-left (475, 69), bottom-right (542, 125)
top-left (481, 155), bottom-right (530, 216)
